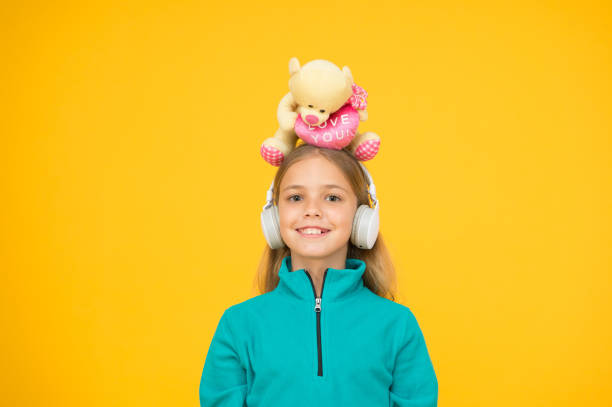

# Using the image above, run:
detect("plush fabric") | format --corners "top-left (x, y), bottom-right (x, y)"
top-left (348, 83), bottom-right (368, 110)
top-left (294, 103), bottom-right (360, 150)
top-left (260, 144), bottom-right (284, 167)
top-left (260, 57), bottom-right (381, 166)
top-left (355, 138), bottom-right (381, 161)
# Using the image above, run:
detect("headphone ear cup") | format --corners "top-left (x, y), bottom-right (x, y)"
top-left (351, 204), bottom-right (380, 249)
top-left (261, 205), bottom-right (285, 249)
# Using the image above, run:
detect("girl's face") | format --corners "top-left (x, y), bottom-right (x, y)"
top-left (278, 155), bottom-right (358, 260)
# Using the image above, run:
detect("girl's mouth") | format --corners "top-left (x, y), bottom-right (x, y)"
top-left (295, 228), bottom-right (330, 238)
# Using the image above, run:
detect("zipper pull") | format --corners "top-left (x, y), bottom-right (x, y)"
top-left (315, 297), bottom-right (321, 312)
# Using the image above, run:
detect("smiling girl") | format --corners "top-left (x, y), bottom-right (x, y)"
top-left (199, 143), bottom-right (438, 407)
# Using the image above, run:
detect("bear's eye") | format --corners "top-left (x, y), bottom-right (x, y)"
top-left (308, 105), bottom-right (313, 108)
top-left (320, 109), bottom-right (326, 113)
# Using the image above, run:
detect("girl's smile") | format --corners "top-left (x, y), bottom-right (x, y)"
top-left (295, 227), bottom-right (331, 238)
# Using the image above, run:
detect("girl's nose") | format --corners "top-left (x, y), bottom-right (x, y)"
top-left (304, 205), bottom-right (321, 217)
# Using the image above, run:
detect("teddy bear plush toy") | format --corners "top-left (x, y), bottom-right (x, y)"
top-left (260, 57), bottom-right (381, 166)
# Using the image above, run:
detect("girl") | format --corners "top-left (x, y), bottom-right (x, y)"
top-left (199, 143), bottom-right (438, 406)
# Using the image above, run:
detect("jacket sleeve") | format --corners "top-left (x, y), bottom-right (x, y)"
top-left (389, 309), bottom-right (439, 407)
top-left (199, 308), bottom-right (247, 407)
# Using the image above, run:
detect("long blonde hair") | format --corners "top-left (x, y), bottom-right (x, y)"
top-left (253, 143), bottom-right (399, 301)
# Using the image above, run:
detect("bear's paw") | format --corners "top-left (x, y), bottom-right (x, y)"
top-left (260, 144), bottom-right (285, 167)
top-left (354, 138), bottom-right (380, 161)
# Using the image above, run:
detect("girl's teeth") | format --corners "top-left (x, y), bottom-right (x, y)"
top-left (299, 228), bottom-right (327, 235)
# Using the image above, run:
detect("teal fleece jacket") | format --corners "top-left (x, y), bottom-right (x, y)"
top-left (199, 256), bottom-right (438, 406)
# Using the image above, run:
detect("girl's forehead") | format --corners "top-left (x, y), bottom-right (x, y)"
top-left (280, 159), bottom-right (351, 190)
top-left (281, 182), bottom-right (349, 193)
top-left (284, 156), bottom-right (342, 175)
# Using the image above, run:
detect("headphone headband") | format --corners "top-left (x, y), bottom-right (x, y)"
top-left (358, 162), bottom-right (378, 210)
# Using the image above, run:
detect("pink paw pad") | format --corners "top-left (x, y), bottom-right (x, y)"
top-left (260, 144), bottom-right (285, 167)
top-left (354, 139), bottom-right (380, 161)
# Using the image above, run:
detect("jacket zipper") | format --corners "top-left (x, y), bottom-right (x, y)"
top-left (304, 269), bottom-right (328, 376)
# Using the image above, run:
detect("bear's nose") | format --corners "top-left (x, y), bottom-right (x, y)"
top-left (305, 115), bottom-right (319, 124)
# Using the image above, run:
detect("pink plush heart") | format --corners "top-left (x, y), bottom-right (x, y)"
top-left (294, 104), bottom-right (359, 150)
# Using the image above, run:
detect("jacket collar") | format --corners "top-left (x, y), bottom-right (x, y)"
top-left (275, 255), bottom-right (367, 303)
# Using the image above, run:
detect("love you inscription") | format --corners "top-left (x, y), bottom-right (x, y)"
top-left (294, 104), bottom-right (359, 150)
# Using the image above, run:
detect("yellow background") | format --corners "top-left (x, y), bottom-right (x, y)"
top-left (2, 0), bottom-right (610, 405)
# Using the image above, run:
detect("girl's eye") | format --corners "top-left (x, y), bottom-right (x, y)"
top-left (287, 194), bottom-right (342, 202)
top-left (308, 105), bottom-right (314, 108)
top-left (320, 109), bottom-right (326, 113)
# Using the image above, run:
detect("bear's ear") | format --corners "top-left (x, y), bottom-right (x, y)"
top-left (289, 57), bottom-right (301, 76)
top-left (342, 65), bottom-right (354, 85)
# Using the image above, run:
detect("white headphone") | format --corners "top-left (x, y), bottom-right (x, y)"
top-left (260, 162), bottom-right (380, 250)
